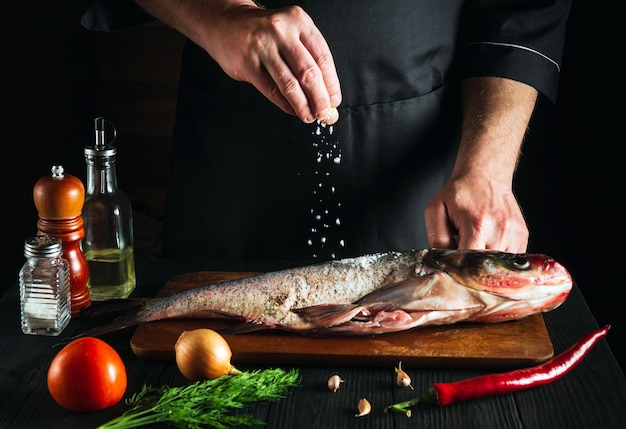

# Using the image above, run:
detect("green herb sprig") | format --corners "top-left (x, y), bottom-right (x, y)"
top-left (97, 368), bottom-right (300, 429)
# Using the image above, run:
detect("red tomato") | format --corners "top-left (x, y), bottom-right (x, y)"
top-left (47, 337), bottom-right (127, 412)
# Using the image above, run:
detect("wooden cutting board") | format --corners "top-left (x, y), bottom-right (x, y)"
top-left (130, 271), bottom-right (555, 369)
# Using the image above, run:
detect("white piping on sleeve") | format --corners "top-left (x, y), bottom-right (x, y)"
top-left (465, 41), bottom-right (561, 72)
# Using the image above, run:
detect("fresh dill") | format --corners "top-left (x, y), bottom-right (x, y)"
top-left (96, 368), bottom-right (300, 429)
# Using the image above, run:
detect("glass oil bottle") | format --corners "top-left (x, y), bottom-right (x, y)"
top-left (82, 117), bottom-right (136, 300)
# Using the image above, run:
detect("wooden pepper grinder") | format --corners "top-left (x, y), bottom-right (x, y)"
top-left (33, 165), bottom-right (90, 317)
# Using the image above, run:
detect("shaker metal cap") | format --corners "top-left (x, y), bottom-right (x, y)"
top-left (24, 235), bottom-right (63, 258)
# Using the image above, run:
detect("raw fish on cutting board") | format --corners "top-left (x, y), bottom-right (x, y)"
top-left (130, 271), bottom-right (555, 369)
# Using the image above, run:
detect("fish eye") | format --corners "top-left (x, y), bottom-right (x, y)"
top-left (511, 257), bottom-right (530, 270)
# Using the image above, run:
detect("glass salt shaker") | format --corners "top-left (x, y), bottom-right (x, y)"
top-left (19, 235), bottom-right (71, 336)
top-left (82, 117), bottom-right (136, 300)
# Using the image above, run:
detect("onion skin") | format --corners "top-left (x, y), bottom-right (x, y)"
top-left (174, 329), bottom-right (242, 381)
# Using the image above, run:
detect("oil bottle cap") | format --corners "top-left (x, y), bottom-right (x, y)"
top-left (84, 116), bottom-right (117, 157)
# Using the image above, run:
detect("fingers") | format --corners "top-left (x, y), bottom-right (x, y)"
top-left (424, 200), bottom-right (458, 250)
top-left (300, 25), bottom-right (342, 116)
top-left (319, 107), bottom-right (339, 125)
top-left (254, 68), bottom-right (297, 116)
top-left (429, 218), bottom-right (528, 254)
top-left (254, 7), bottom-right (341, 124)
top-left (456, 219), bottom-right (528, 254)
top-left (204, 5), bottom-right (340, 123)
top-left (425, 188), bottom-right (529, 253)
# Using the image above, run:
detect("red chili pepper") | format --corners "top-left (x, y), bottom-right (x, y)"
top-left (385, 324), bottom-right (610, 417)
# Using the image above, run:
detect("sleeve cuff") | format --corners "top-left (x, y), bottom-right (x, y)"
top-left (460, 40), bottom-right (562, 104)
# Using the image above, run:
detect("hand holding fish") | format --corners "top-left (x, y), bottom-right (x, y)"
top-left (425, 173), bottom-right (528, 253)
top-left (425, 77), bottom-right (537, 253)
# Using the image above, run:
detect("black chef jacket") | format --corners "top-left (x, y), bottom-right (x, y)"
top-left (82, 0), bottom-right (571, 263)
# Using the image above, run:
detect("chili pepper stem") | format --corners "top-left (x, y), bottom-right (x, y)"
top-left (384, 387), bottom-right (438, 416)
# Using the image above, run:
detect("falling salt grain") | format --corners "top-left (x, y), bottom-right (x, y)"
top-left (308, 119), bottom-right (344, 260)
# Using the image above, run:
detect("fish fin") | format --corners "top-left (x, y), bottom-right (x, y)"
top-left (217, 322), bottom-right (271, 335)
top-left (293, 304), bottom-right (364, 328)
top-left (355, 276), bottom-right (441, 306)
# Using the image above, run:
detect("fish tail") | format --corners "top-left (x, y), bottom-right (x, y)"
top-left (54, 299), bottom-right (155, 347)
top-left (79, 298), bottom-right (150, 319)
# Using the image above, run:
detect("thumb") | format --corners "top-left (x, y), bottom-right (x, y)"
top-left (424, 201), bottom-right (457, 249)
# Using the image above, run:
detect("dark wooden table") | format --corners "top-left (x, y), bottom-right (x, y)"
top-left (1, 258), bottom-right (625, 428)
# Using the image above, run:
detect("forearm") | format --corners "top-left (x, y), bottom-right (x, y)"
top-left (133, 0), bottom-right (258, 51)
top-left (453, 77), bottom-right (538, 185)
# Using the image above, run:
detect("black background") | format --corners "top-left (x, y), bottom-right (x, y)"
top-left (2, 1), bottom-right (624, 368)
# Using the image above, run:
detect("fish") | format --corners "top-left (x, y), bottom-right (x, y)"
top-left (73, 249), bottom-right (572, 338)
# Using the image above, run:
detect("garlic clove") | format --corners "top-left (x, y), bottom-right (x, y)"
top-left (327, 374), bottom-right (344, 392)
top-left (395, 361), bottom-right (414, 390)
top-left (355, 398), bottom-right (371, 417)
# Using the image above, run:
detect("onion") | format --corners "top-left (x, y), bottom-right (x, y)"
top-left (174, 329), bottom-right (242, 381)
